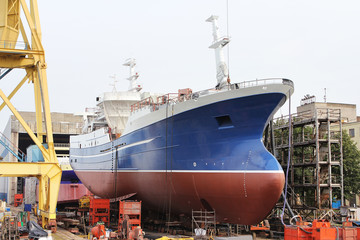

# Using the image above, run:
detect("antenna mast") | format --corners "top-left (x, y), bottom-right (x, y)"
top-left (206, 15), bottom-right (230, 89)
top-left (123, 58), bottom-right (142, 92)
top-left (109, 74), bottom-right (118, 92)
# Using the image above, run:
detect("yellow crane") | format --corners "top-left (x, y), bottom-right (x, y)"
top-left (0, 0), bottom-right (61, 232)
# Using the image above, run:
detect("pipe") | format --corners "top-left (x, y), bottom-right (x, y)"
top-left (0, 68), bottom-right (13, 80)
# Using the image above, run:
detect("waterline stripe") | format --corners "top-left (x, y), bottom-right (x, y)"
top-left (75, 169), bottom-right (284, 173)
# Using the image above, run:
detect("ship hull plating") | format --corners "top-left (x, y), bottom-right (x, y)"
top-left (71, 89), bottom-right (290, 225)
top-left (75, 171), bottom-right (283, 224)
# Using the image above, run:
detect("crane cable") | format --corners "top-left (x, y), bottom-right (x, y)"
top-left (226, 0), bottom-right (230, 81)
top-left (281, 90), bottom-right (292, 226)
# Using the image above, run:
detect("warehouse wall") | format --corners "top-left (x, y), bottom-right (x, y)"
top-left (0, 119), bottom-right (12, 202)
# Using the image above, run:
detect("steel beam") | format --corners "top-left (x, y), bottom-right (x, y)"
top-left (0, 72), bottom-right (31, 112)
top-left (0, 56), bottom-right (35, 68)
top-left (0, 162), bottom-right (60, 177)
top-left (0, 88), bottom-right (50, 161)
top-left (0, 48), bottom-right (43, 55)
top-left (19, 0), bottom-right (43, 51)
top-left (0, 162), bottom-right (62, 223)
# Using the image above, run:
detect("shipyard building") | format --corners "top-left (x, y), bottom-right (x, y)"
top-left (0, 112), bottom-right (84, 203)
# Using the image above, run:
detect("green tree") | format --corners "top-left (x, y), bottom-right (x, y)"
top-left (341, 131), bottom-right (360, 200)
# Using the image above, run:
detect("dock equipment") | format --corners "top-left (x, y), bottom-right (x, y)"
top-left (284, 218), bottom-right (360, 240)
top-left (1, 215), bottom-right (19, 239)
top-left (0, 0), bottom-right (61, 232)
top-left (89, 198), bottom-right (110, 226)
top-left (118, 201), bottom-right (142, 232)
top-left (14, 193), bottom-right (23, 207)
top-left (250, 221), bottom-right (273, 239)
top-left (79, 195), bottom-right (92, 209)
top-left (90, 223), bottom-right (106, 239)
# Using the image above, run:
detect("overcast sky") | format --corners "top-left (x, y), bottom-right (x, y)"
top-left (1, 0), bottom-right (359, 130)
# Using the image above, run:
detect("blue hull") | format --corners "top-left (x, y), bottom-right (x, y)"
top-left (71, 92), bottom-right (285, 172)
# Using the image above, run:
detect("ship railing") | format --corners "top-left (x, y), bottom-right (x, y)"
top-left (131, 92), bottom-right (192, 113)
top-left (131, 78), bottom-right (293, 113)
top-left (131, 96), bottom-right (157, 112)
top-left (229, 78), bottom-right (293, 90)
top-left (156, 93), bottom-right (179, 106)
top-left (0, 40), bottom-right (29, 50)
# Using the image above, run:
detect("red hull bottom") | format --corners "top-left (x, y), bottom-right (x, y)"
top-left (57, 183), bottom-right (92, 203)
top-left (75, 171), bottom-right (284, 225)
top-left (36, 183), bottom-right (92, 203)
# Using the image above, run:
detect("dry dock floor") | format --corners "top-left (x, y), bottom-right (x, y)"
top-left (9, 205), bottom-right (86, 239)
top-left (52, 228), bottom-right (87, 240)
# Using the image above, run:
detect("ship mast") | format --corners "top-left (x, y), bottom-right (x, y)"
top-left (206, 15), bottom-right (230, 89)
top-left (123, 58), bottom-right (142, 92)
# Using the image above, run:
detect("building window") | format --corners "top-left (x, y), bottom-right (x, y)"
top-left (349, 128), bottom-right (355, 138)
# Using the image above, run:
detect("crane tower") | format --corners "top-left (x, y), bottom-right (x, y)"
top-left (0, 0), bottom-right (61, 232)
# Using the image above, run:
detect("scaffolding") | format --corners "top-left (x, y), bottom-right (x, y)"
top-left (192, 210), bottom-right (216, 238)
top-left (272, 108), bottom-right (344, 219)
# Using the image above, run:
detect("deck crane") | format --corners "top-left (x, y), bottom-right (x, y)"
top-left (0, 0), bottom-right (61, 232)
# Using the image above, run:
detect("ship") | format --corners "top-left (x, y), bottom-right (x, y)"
top-left (69, 15), bottom-right (294, 225)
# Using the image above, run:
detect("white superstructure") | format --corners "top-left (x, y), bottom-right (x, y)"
top-left (81, 59), bottom-right (162, 135)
